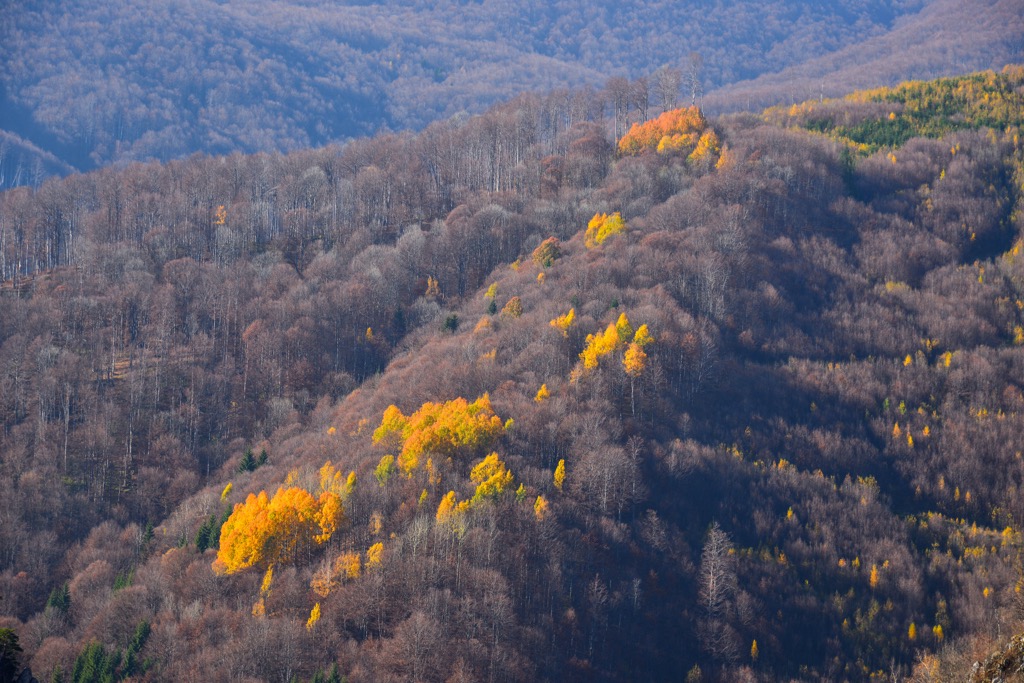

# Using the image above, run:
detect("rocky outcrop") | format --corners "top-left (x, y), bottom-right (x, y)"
top-left (972, 635), bottom-right (1024, 682)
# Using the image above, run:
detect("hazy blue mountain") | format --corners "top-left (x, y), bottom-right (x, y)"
top-left (0, 0), bottom-right (1020, 185)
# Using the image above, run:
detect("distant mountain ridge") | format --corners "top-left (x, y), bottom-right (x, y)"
top-left (705, 0), bottom-right (1024, 112)
top-left (2, 0), bottom-right (1020, 187)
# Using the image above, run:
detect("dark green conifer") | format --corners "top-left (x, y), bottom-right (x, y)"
top-left (238, 447), bottom-right (257, 473)
top-left (47, 582), bottom-right (71, 613)
top-left (0, 628), bottom-right (23, 682)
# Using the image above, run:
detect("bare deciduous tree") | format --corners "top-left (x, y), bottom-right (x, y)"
top-left (698, 522), bottom-right (739, 662)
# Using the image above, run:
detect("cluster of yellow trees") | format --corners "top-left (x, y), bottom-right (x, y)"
top-left (578, 312), bottom-right (653, 375)
top-left (585, 212), bottom-right (627, 248)
top-left (213, 486), bottom-right (345, 575)
top-left (214, 461), bottom-right (355, 575)
top-left (372, 394), bottom-right (507, 474)
top-left (435, 452), bottom-right (518, 533)
top-left (617, 106), bottom-right (721, 161)
top-left (214, 204), bottom-right (658, 578)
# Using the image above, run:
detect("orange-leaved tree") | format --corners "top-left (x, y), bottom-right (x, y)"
top-left (214, 486), bottom-right (345, 574)
top-left (618, 106), bottom-right (712, 158)
top-left (501, 296), bottom-right (523, 318)
top-left (534, 495), bottom-right (549, 520)
top-left (624, 342), bottom-right (648, 377)
top-left (372, 394), bottom-right (506, 474)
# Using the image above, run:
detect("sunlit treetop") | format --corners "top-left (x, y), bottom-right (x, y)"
top-left (469, 452), bottom-right (514, 503)
top-left (372, 394), bottom-right (506, 474)
top-left (765, 65), bottom-right (1024, 153)
top-left (213, 485), bottom-right (345, 575)
top-left (585, 212), bottom-right (626, 248)
top-left (618, 106), bottom-right (710, 157)
top-left (531, 237), bottom-right (562, 267)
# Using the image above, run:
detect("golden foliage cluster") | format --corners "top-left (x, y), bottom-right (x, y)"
top-left (585, 212), bottom-right (626, 248)
top-left (618, 106), bottom-right (720, 163)
top-left (214, 486), bottom-right (346, 574)
top-left (373, 394), bottom-right (506, 474)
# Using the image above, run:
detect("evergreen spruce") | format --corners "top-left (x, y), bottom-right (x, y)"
top-left (0, 628), bottom-right (23, 682)
top-left (47, 582), bottom-right (71, 613)
top-left (121, 621), bottom-right (151, 678)
top-left (238, 447), bottom-right (257, 473)
top-left (195, 515), bottom-right (215, 552)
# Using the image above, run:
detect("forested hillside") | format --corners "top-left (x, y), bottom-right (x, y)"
top-left (704, 0), bottom-right (1024, 113)
top-left (3, 0), bottom-right (1022, 187)
top-left (2, 67), bottom-right (1024, 682)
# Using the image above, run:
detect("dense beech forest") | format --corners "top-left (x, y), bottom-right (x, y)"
top-left (2, 67), bottom-right (1024, 681)
top-left (3, 0), bottom-right (1024, 187)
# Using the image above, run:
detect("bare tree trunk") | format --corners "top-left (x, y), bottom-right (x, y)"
top-left (688, 52), bottom-right (704, 109)
top-left (698, 522), bottom-right (739, 662)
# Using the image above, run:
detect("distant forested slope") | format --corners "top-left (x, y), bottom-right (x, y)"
top-left (705, 0), bottom-right (1024, 112)
top-left (6, 0), bottom-right (1018, 184)
top-left (2, 67), bottom-right (1024, 682)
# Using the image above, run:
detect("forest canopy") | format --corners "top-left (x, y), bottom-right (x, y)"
top-left (1, 67), bottom-right (1024, 681)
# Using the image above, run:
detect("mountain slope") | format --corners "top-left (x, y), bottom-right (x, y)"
top-left (2, 68), bottom-right (1024, 681)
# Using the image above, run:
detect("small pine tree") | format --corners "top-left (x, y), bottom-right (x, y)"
top-left (195, 515), bottom-right (216, 552)
top-left (238, 447), bottom-right (257, 473)
top-left (47, 582), bottom-right (71, 614)
top-left (121, 621), bottom-right (151, 678)
top-left (72, 641), bottom-right (118, 683)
